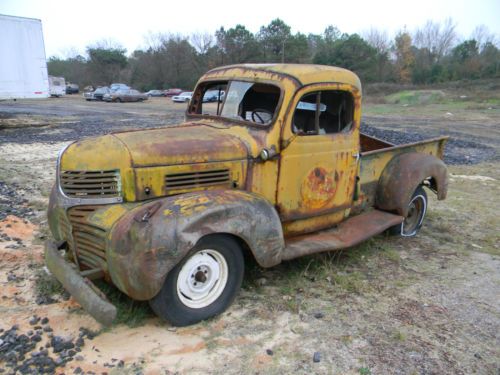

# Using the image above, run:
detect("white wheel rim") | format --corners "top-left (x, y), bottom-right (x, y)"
top-left (177, 249), bottom-right (228, 309)
top-left (401, 194), bottom-right (427, 237)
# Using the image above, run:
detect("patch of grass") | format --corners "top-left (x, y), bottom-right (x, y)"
top-left (385, 90), bottom-right (445, 105)
top-left (380, 246), bottom-right (401, 263)
top-left (331, 271), bottom-right (366, 294)
top-left (392, 329), bottom-right (407, 342)
top-left (359, 367), bottom-right (372, 375)
top-left (35, 268), bottom-right (64, 299)
top-left (95, 281), bottom-right (153, 327)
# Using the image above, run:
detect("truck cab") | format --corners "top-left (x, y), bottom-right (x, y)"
top-left (46, 64), bottom-right (448, 326)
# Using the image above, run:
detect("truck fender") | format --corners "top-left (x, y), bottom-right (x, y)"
top-left (375, 153), bottom-right (448, 217)
top-left (107, 190), bottom-right (284, 300)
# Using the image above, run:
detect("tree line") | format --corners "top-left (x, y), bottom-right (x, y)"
top-left (47, 19), bottom-right (500, 91)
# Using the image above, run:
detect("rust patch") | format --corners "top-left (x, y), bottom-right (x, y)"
top-left (300, 167), bottom-right (337, 209)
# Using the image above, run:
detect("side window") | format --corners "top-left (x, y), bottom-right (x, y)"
top-left (196, 82), bottom-right (228, 116)
top-left (293, 90), bottom-right (354, 135)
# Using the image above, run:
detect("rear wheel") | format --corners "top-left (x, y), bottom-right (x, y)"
top-left (149, 236), bottom-right (244, 326)
top-left (388, 186), bottom-right (428, 237)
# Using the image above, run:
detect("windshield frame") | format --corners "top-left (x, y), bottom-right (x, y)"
top-left (187, 78), bottom-right (284, 129)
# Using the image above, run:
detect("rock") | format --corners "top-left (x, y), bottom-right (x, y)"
top-left (75, 337), bottom-right (84, 347)
top-left (74, 367), bottom-right (83, 374)
top-left (256, 277), bottom-right (267, 286)
top-left (41, 317), bottom-right (49, 325)
top-left (314, 312), bottom-right (324, 319)
top-left (75, 355), bottom-right (84, 361)
top-left (313, 352), bottom-right (321, 363)
top-left (29, 316), bottom-right (40, 326)
top-left (474, 353), bottom-right (482, 359)
top-left (31, 334), bottom-right (42, 342)
top-left (118, 360), bottom-right (124, 368)
top-left (266, 349), bottom-right (274, 356)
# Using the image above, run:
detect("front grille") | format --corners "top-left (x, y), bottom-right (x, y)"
top-left (60, 170), bottom-right (121, 198)
top-left (165, 169), bottom-right (231, 192)
top-left (67, 207), bottom-right (107, 270)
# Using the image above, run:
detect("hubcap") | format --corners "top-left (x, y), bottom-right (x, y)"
top-left (401, 194), bottom-right (427, 236)
top-left (177, 249), bottom-right (228, 309)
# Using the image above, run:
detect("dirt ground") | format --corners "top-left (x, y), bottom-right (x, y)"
top-left (0, 94), bottom-right (499, 374)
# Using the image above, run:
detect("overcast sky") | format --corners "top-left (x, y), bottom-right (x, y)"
top-left (1, 0), bottom-right (499, 57)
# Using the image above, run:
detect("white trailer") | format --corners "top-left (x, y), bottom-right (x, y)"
top-left (49, 76), bottom-right (66, 97)
top-left (0, 14), bottom-right (49, 100)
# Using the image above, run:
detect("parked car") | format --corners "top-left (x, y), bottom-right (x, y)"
top-left (164, 88), bottom-right (182, 97)
top-left (203, 90), bottom-right (225, 102)
top-left (145, 90), bottom-right (165, 97)
top-left (104, 89), bottom-right (148, 103)
top-left (110, 83), bottom-right (130, 92)
top-left (66, 83), bottom-right (79, 94)
top-left (172, 91), bottom-right (193, 103)
top-left (84, 86), bottom-right (110, 101)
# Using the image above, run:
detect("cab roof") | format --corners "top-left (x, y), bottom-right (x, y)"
top-left (203, 64), bottom-right (361, 91)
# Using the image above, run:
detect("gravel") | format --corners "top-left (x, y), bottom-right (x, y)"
top-left (360, 123), bottom-right (497, 165)
top-left (0, 321), bottom-right (101, 373)
top-left (0, 182), bottom-right (35, 221)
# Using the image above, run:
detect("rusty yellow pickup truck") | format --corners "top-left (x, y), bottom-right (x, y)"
top-left (46, 64), bottom-right (448, 326)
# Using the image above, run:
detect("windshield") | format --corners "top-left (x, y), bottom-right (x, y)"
top-left (189, 80), bottom-right (281, 126)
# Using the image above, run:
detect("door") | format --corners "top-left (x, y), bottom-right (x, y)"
top-left (277, 86), bottom-right (360, 236)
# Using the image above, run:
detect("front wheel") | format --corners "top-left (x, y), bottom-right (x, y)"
top-left (149, 236), bottom-right (244, 326)
top-left (388, 186), bottom-right (428, 237)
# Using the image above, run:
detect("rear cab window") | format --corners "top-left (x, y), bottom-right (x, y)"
top-left (293, 90), bottom-right (354, 135)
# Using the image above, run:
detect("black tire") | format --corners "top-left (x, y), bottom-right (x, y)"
top-left (114, 98), bottom-right (122, 103)
top-left (149, 236), bottom-right (244, 326)
top-left (388, 186), bottom-right (428, 237)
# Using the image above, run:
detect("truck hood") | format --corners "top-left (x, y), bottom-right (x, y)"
top-left (113, 123), bottom-right (249, 167)
top-left (60, 122), bottom-right (251, 171)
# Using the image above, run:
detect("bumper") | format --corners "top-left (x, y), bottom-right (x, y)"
top-left (44, 240), bottom-right (117, 326)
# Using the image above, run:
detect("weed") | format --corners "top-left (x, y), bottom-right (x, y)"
top-left (392, 330), bottom-right (407, 342)
top-left (95, 281), bottom-right (153, 327)
top-left (359, 367), bottom-right (371, 375)
top-left (34, 268), bottom-right (64, 299)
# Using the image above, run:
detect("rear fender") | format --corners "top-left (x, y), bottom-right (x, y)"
top-left (107, 190), bottom-right (284, 300)
top-left (375, 153), bottom-right (448, 216)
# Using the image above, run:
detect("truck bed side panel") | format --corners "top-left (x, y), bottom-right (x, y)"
top-left (356, 136), bottom-right (448, 209)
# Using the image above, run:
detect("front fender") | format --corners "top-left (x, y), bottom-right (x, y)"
top-left (375, 153), bottom-right (448, 216)
top-left (107, 190), bottom-right (284, 300)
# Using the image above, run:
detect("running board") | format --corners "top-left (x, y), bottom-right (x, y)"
top-left (282, 210), bottom-right (404, 261)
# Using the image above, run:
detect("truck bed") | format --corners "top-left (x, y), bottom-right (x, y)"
top-left (355, 133), bottom-right (448, 210)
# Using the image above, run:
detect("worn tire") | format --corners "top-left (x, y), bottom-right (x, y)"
top-left (149, 236), bottom-right (244, 326)
top-left (388, 186), bottom-right (428, 237)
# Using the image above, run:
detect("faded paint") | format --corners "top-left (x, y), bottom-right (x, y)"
top-left (46, 63), bottom-right (449, 325)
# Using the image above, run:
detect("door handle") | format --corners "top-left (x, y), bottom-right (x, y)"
top-left (352, 152), bottom-right (360, 162)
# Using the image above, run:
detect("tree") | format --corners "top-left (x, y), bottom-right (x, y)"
top-left (258, 19), bottom-right (292, 62)
top-left (86, 44), bottom-right (127, 85)
top-left (314, 33), bottom-right (378, 82)
top-left (47, 55), bottom-right (87, 85)
top-left (394, 31), bottom-right (414, 83)
top-left (216, 25), bottom-right (260, 65)
top-left (364, 28), bottom-right (393, 81)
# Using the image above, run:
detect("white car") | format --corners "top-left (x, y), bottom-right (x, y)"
top-left (172, 91), bottom-right (193, 103)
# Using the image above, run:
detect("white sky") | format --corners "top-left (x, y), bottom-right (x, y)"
top-left (1, 0), bottom-right (499, 57)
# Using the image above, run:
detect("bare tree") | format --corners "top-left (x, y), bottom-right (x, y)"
top-left (471, 25), bottom-right (498, 50)
top-left (413, 18), bottom-right (457, 61)
top-left (190, 33), bottom-right (214, 54)
top-left (364, 27), bottom-right (390, 54)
